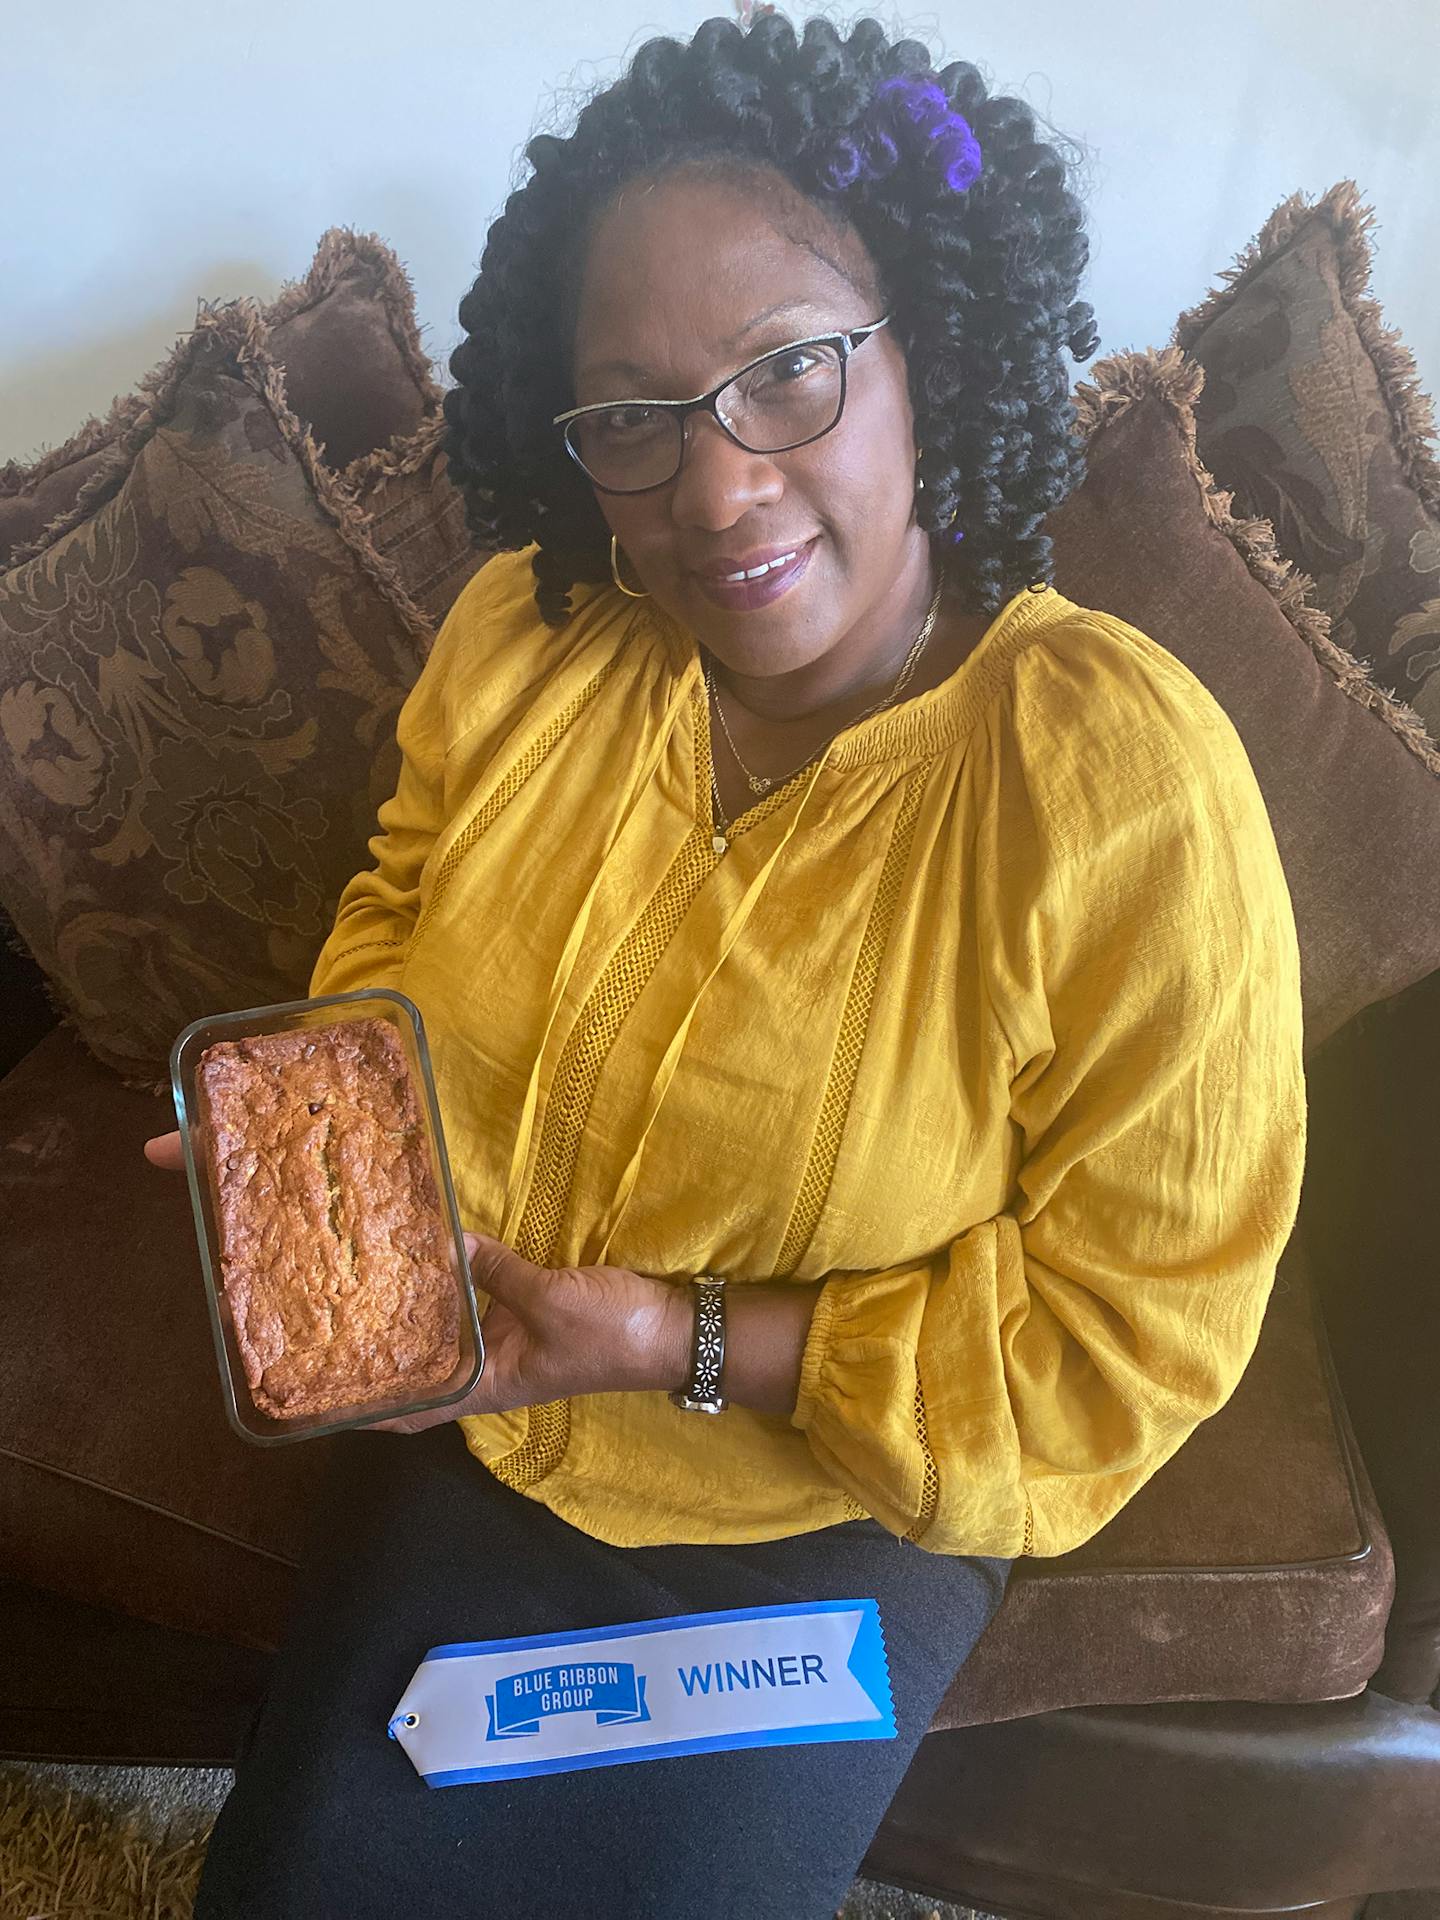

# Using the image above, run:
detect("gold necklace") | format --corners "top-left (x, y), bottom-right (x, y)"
top-left (704, 571), bottom-right (946, 855)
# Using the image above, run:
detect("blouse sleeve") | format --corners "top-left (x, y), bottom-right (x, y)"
top-left (307, 570), bottom-right (470, 1000)
top-left (790, 613), bottom-right (1309, 1558)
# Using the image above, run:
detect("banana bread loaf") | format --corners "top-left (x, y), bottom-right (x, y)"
top-left (195, 1017), bottom-right (461, 1420)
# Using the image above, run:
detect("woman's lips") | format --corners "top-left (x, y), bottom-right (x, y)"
top-left (692, 539), bottom-right (817, 612)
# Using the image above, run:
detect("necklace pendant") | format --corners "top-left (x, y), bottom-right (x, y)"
top-left (711, 830), bottom-right (729, 855)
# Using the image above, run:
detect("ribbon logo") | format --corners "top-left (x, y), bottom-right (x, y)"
top-left (486, 1660), bottom-right (652, 1740)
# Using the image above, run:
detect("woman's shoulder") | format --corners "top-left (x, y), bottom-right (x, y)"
top-left (1014, 596), bottom-right (1233, 741)
top-left (439, 544), bottom-right (595, 655)
top-left (1001, 594), bottom-right (1264, 853)
top-left (429, 544), bottom-right (627, 746)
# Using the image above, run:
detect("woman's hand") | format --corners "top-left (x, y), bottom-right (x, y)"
top-left (142, 1130), bottom-right (691, 1433)
top-left (373, 1234), bottom-right (690, 1432)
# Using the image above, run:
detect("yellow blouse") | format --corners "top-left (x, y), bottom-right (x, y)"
top-left (309, 545), bottom-right (1308, 1560)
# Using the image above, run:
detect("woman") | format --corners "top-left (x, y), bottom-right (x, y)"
top-left (148, 14), bottom-right (1308, 1917)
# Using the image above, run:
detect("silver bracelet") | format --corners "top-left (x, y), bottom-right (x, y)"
top-left (668, 1276), bottom-right (728, 1413)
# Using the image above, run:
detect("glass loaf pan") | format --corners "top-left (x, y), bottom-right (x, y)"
top-left (170, 987), bottom-right (485, 1445)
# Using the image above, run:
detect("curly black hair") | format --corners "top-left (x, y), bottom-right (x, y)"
top-left (441, 11), bottom-right (1100, 627)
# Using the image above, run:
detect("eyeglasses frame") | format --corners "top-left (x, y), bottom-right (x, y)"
top-left (551, 314), bottom-right (893, 495)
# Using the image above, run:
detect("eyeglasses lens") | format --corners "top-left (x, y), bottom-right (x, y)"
top-left (568, 341), bottom-right (845, 492)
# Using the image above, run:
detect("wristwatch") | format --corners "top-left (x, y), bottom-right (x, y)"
top-left (668, 1275), bottom-right (728, 1413)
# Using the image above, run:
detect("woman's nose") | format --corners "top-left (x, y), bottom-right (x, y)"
top-left (668, 411), bottom-right (784, 530)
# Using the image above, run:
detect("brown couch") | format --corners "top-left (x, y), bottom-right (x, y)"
top-left (3, 210), bottom-right (1439, 1918)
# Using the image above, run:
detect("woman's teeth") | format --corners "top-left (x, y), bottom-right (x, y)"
top-left (722, 550), bottom-right (798, 583)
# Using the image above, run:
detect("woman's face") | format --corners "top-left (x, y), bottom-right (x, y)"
top-left (568, 167), bottom-right (930, 679)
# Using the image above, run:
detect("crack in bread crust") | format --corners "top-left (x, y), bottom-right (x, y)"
top-left (316, 1115), bottom-right (358, 1296)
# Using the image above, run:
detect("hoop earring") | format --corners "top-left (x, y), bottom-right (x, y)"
top-left (610, 535), bottom-right (650, 599)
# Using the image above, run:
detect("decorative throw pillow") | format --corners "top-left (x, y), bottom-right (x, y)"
top-left (1047, 345), bottom-right (1440, 1058)
top-left (0, 394), bottom-right (148, 574)
top-left (0, 226), bottom-right (439, 569)
top-left (0, 302), bottom-right (439, 1089)
top-left (261, 225), bottom-right (443, 472)
top-left (343, 411), bottom-right (491, 626)
top-left (1173, 181), bottom-right (1440, 745)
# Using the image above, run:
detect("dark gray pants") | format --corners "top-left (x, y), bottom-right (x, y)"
top-left (194, 1422), bottom-right (1010, 1919)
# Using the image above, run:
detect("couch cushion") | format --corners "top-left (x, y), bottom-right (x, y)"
top-left (1298, 970), bottom-right (1440, 1707)
top-left (1049, 346), bottom-right (1440, 1056)
top-left (0, 228), bottom-right (437, 570)
top-left (0, 1023), bottom-right (1393, 1717)
top-left (0, 302), bottom-right (438, 1088)
top-left (0, 1026), bottom-right (334, 1648)
top-left (1174, 182), bottom-right (1440, 747)
top-left (942, 1214), bottom-right (1393, 1726)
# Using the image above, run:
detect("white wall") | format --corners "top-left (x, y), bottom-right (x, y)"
top-left (7, 0), bottom-right (1437, 467)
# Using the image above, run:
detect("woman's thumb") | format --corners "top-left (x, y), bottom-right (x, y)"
top-left (461, 1230), bottom-right (540, 1303)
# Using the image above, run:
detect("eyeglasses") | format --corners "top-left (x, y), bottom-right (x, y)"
top-left (553, 316), bottom-right (892, 495)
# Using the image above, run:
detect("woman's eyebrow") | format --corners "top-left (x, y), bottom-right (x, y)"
top-left (721, 298), bottom-right (820, 348)
top-left (577, 300), bottom-right (822, 391)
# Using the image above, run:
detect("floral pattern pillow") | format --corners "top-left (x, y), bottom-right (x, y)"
top-left (1174, 181), bottom-right (1440, 746)
top-left (0, 303), bottom-right (442, 1088)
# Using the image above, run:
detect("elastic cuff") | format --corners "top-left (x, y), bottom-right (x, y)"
top-left (791, 1279), bottom-right (840, 1431)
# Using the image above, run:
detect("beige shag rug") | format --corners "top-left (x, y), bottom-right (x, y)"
top-left (0, 1762), bottom-right (994, 1920)
top-left (0, 1766), bottom-right (211, 1919)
